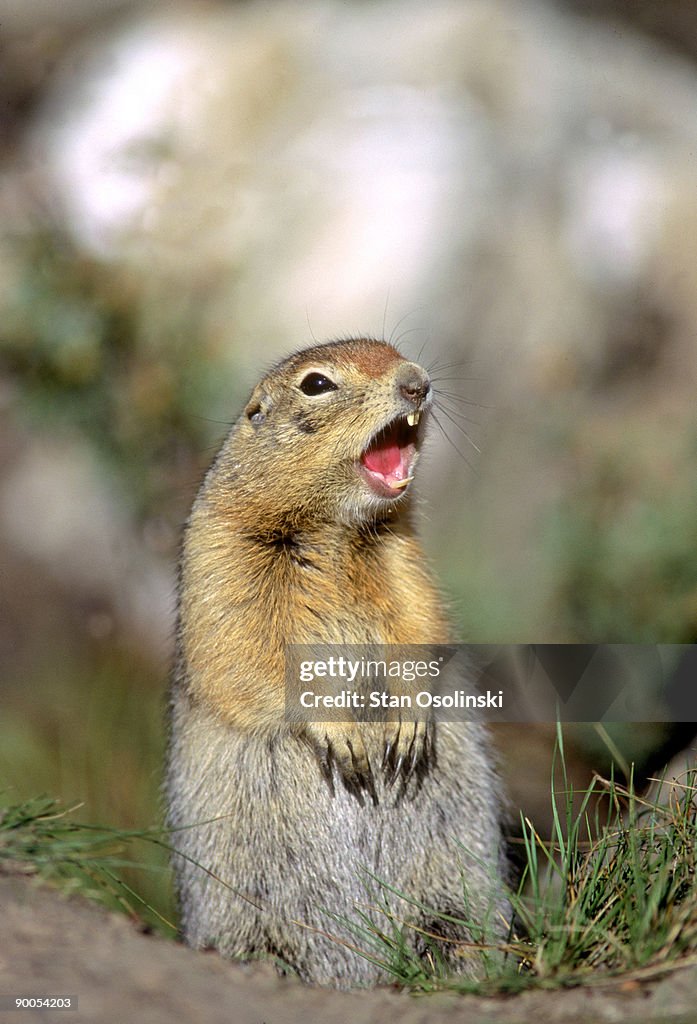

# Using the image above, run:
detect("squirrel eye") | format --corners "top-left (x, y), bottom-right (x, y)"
top-left (299, 372), bottom-right (338, 396)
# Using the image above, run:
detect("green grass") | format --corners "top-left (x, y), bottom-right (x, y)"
top-left (509, 733), bottom-right (697, 989)
top-left (312, 726), bottom-right (697, 993)
top-left (0, 649), bottom-right (176, 929)
top-left (2, 727), bottom-right (696, 993)
top-left (0, 794), bottom-right (176, 936)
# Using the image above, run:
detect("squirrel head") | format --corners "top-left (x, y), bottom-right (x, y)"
top-left (204, 338), bottom-right (433, 532)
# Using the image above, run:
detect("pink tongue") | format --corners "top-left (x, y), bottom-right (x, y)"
top-left (363, 442), bottom-right (403, 476)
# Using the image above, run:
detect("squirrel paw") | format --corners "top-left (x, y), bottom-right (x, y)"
top-left (382, 718), bottom-right (433, 788)
top-left (303, 721), bottom-right (377, 805)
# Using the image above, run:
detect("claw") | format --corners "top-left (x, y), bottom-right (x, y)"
top-left (405, 738), bottom-right (420, 781)
top-left (388, 752), bottom-right (405, 787)
top-left (364, 769), bottom-right (379, 806)
top-left (347, 737), bottom-right (377, 805)
top-left (312, 736), bottom-right (335, 796)
top-left (383, 721), bottom-right (401, 775)
top-left (426, 725), bottom-right (437, 768)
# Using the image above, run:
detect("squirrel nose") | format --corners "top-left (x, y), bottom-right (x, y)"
top-left (396, 363), bottom-right (431, 406)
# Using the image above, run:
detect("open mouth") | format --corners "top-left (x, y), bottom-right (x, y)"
top-left (358, 410), bottom-right (423, 498)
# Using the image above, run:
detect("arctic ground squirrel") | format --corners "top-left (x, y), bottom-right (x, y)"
top-left (166, 337), bottom-right (508, 988)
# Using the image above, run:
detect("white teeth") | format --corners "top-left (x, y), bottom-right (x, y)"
top-left (406, 411), bottom-right (420, 427)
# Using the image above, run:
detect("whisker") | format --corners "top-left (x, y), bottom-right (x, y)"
top-left (415, 333), bottom-right (432, 365)
top-left (432, 387), bottom-right (493, 411)
top-left (429, 408), bottom-right (478, 474)
top-left (381, 289), bottom-right (391, 345)
top-left (431, 387), bottom-right (478, 401)
top-left (432, 400), bottom-right (480, 428)
top-left (433, 402), bottom-right (481, 453)
top-left (426, 356), bottom-right (474, 375)
top-left (192, 415), bottom-right (235, 427)
top-left (391, 325), bottom-right (429, 352)
top-left (305, 307), bottom-right (319, 344)
top-left (387, 307), bottom-right (426, 348)
top-left (429, 374), bottom-right (487, 385)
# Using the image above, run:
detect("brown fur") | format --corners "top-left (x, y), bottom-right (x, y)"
top-left (180, 338), bottom-right (448, 773)
top-left (166, 338), bottom-right (507, 987)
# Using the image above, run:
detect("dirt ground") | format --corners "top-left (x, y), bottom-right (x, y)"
top-left (1, 869), bottom-right (695, 1024)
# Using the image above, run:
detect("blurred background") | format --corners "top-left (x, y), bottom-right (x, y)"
top-left (1, 0), bottom-right (697, 927)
